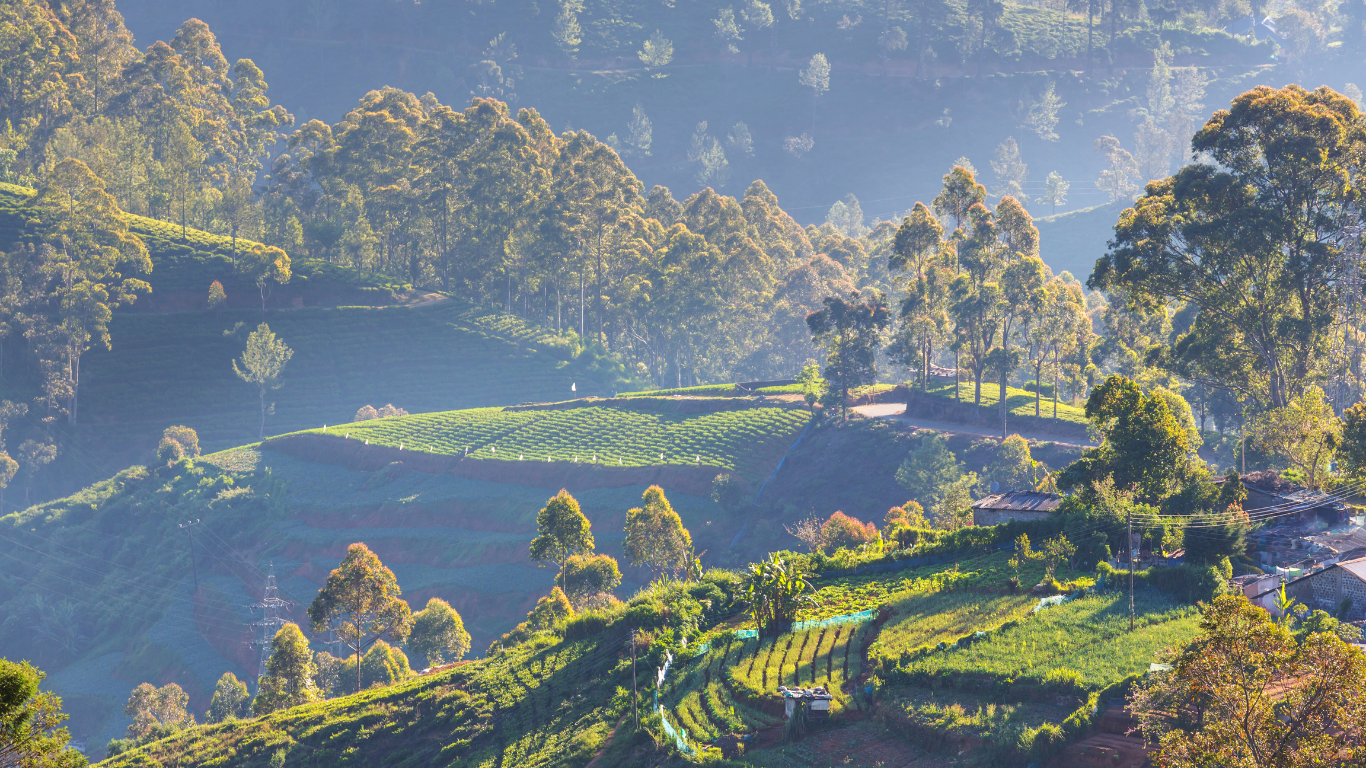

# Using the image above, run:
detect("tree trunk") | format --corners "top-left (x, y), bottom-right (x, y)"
top-left (259, 386), bottom-right (266, 440)
top-left (1087, 4), bottom-right (1094, 74)
top-left (1052, 349), bottom-right (1059, 420)
top-left (955, 351), bottom-right (961, 402)
top-left (1000, 369), bottom-right (1008, 438)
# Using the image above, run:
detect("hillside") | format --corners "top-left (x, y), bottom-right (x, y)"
top-left (88, 535), bottom-right (1213, 768)
top-left (0, 183), bottom-right (413, 310)
top-left (0, 183), bottom-right (638, 499)
top-left (1034, 201), bottom-right (1127, 282)
top-left (0, 397), bottom-right (815, 756)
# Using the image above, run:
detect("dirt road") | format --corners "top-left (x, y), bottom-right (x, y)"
top-left (851, 403), bottom-right (1097, 448)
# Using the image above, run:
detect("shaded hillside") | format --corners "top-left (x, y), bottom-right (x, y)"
top-left (0, 182), bottom-right (638, 499)
top-left (1034, 201), bottom-right (1126, 282)
top-left (0, 398), bottom-right (814, 755)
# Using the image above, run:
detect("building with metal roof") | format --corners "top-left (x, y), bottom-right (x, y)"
top-left (970, 490), bottom-right (1062, 526)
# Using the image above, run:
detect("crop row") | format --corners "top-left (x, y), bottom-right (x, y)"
top-left (801, 551), bottom-right (1066, 623)
top-left (724, 623), bottom-right (873, 715)
top-left (315, 405), bottom-right (809, 480)
top-left (897, 590), bottom-right (1200, 689)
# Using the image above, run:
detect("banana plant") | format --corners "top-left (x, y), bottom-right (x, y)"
top-left (742, 554), bottom-right (816, 638)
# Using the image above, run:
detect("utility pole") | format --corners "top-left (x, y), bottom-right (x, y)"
top-left (249, 563), bottom-right (291, 680)
top-left (630, 629), bottom-right (639, 730)
top-left (1128, 506), bottom-right (1135, 632)
top-left (179, 520), bottom-right (200, 589)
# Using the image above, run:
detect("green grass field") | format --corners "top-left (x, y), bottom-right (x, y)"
top-left (875, 591), bottom-right (1039, 660)
top-left (923, 380), bottom-right (1089, 425)
top-left (897, 589), bottom-right (1199, 689)
top-left (304, 403), bottom-right (811, 481)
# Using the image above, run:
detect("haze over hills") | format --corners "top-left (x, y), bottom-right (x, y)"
top-left (4, 0), bottom-right (1366, 766)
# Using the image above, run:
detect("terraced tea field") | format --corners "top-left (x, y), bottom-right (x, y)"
top-left (309, 403), bottom-right (811, 480)
top-left (43, 300), bottom-right (634, 491)
top-left (660, 621), bottom-right (876, 743)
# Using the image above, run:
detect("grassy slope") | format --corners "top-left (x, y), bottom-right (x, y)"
top-left (6, 395), bottom-right (816, 754)
top-left (82, 542), bottom-right (1205, 768)
top-left (99, 634), bottom-right (625, 768)
top-left (0, 183), bottom-right (409, 305)
top-left (923, 380), bottom-right (1088, 426)
top-left (306, 402), bottom-right (810, 480)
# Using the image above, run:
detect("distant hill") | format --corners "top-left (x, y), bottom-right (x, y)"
top-left (0, 183), bottom-right (638, 498)
top-left (1034, 201), bottom-right (1125, 283)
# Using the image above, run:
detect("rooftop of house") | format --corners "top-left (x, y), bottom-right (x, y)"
top-left (1236, 470), bottom-right (1348, 510)
top-left (969, 490), bottom-right (1062, 512)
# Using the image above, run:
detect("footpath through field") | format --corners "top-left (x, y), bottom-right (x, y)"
top-left (851, 403), bottom-right (1098, 448)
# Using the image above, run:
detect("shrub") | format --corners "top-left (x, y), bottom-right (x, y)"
top-left (156, 438), bottom-right (184, 466)
top-left (563, 608), bottom-right (620, 639)
top-left (1097, 561), bottom-right (1227, 604)
top-left (1041, 667), bottom-right (1084, 695)
top-left (710, 473), bottom-right (746, 510)
top-left (360, 640), bottom-right (412, 688)
top-left (162, 426), bottom-right (200, 458)
top-left (820, 511), bottom-right (878, 554)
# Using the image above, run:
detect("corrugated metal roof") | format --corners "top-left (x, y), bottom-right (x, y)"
top-left (1339, 556), bottom-right (1366, 583)
top-left (970, 490), bottom-right (1062, 512)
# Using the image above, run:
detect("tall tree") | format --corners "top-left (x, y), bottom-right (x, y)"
top-left (0, 659), bottom-right (84, 768)
top-left (407, 598), bottom-right (471, 668)
top-left (237, 243), bottom-right (291, 313)
top-left (206, 673), bottom-right (250, 723)
top-left (1130, 595), bottom-right (1366, 766)
top-left (528, 489), bottom-right (595, 589)
top-left (1248, 385), bottom-right (1339, 490)
top-left (307, 543), bottom-right (413, 696)
top-left (798, 54), bottom-right (830, 137)
top-left (932, 165), bottom-right (987, 232)
top-left (124, 682), bottom-right (193, 740)
top-left (252, 623), bottom-right (320, 714)
top-left (890, 202), bottom-right (950, 390)
top-left (31, 158), bottom-right (152, 424)
top-left (967, 0), bottom-right (1004, 76)
top-left (1058, 375), bottom-right (1193, 501)
top-left (1093, 86), bottom-right (1364, 409)
top-left (232, 323), bottom-right (293, 439)
top-left (623, 485), bottom-right (693, 578)
top-left (561, 553), bottom-right (623, 608)
top-left (806, 290), bottom-right (891, 419)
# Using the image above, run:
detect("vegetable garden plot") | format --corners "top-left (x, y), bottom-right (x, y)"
top-left (898, 590), bottom-right (1200, 689)
top-left (873, 591), bottom-right (1039, 660)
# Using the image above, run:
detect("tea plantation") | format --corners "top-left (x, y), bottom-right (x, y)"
top-left (310, 402), bottom-right (812, 481)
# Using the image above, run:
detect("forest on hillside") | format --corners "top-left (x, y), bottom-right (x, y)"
top-left (2, 0), bottom-right (1366, 506)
